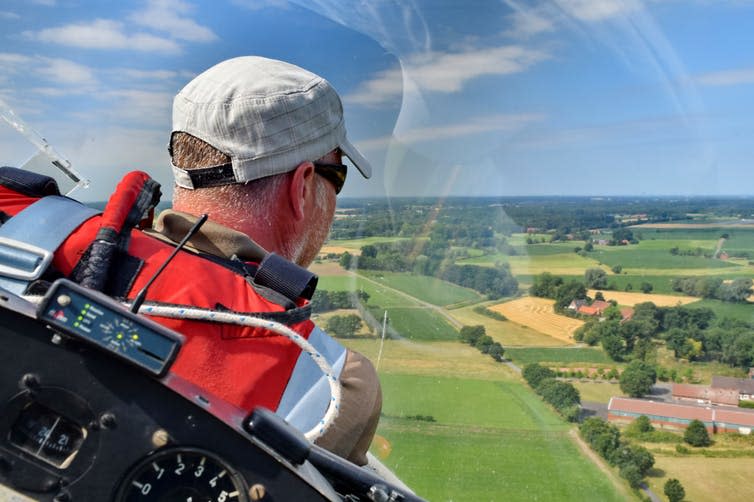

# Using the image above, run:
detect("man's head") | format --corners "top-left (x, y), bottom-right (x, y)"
top-left (169, 56), bottom-right (371, 266)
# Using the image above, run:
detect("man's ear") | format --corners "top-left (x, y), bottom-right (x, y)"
top-left (288, 161), bottom-right (316, 221)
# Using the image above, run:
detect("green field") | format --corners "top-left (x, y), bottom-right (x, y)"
top-left (360, 271), bottom-right (483, 307)
top-left (692, 299), bottom-right (754, 323)
top-left (326, 236), bottom-right (412, 250)
top-left (591, 246), bottom-right (735, 270)
top-left (377, 374), bottom-right (628, 501)
top-left (369, 306), bottom-right (458, 341)
top-left (638, 228), bottom-right (754, 246)
top-left (318, 275), bottom-right (411, 308)
top-left (505, 347), bottom-right (613, 366)
top-left (317, 274), bottom-right (460, 341)
top-left (571, 381), bottom-right (622, 403)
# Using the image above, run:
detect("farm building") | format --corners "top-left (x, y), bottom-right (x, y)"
top-left (607, 397), bottom-right (754, 434)
top-left (672, 383), bottom-right (739, 406)
top-left (567, 299), bottom-right (588, 311)
top-left (577, 300), bottom-right (611, 317)
top-left (711, 376), bottom-right (754, 401)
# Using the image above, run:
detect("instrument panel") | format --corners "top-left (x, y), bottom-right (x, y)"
top-left (0, 304), bottom-right (338, 501)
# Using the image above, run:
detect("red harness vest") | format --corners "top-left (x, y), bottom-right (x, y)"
top-left (0, 169), bottom-right (316, 414)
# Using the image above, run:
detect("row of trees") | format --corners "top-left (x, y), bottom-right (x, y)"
top-left (579, 417), bottom-right (655, 489)
top-left (521, 364), bottom-right (580, 422)
top-left (311, 289), bottom-right (370, 313)
top-left (459, 325), bottom-right (504, 362)
top-left (671, 276), bottom-right (752, 303)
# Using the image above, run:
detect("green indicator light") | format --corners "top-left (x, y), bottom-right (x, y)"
top-left (85, 303), bottom-right (90, 308)
top-left (117, 333), bottom-right (123, 339)
top-left (77, 316), bottom-right (83, 321)
top-left (132, 334), bottom-right (139, 340)
top-left (74, 322), bottom-right (79, 327)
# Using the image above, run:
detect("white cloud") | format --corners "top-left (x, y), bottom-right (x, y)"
top-left (38, 58), bottom-right (98, 86)
top-left (552, 0), bottom-right (642, 22)
top-left (358, 113), bottom-right (545, 151)
top-left (695, 67), bottom-right (754, 86)
top-left (503, 2), bottom-right (555, 38)
top-left (0, 53), bottom-right (98, 88)
top-left (346, 45), bottom-right (550, 106)
top-left (0, 11), bottom-right (20, 20)
top-left (129, 0), bottom-right (217, 42)
top-left (23, 19), bottom-right (181, 53)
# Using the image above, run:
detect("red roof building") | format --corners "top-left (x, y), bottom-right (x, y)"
top-left (672, 383), bottom-right (739, 406)
top-left (608, 397), bottom-right (754, 434)
top-left (577, 300), bottom-right (611, 317)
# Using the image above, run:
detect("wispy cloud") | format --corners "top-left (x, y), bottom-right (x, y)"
top-left (346, 45), bottom-right (550, 106)
top-left (24, 19), bottom-right (181, 53)
top-left (0, 11), bottom-right (20, 20)
top-left (0, 53), bottom-right (98, 87)
top-left (552, 0), bottom-right (642, 22)
top-left (695, 67), bottom-right (754, 86)
top-left (358, 113), bottom-right (545, 151)
top-left (128, 0), bottom-right (217, 42)
top-left (37, 58), bottom-right (98, 86)
top-left (503, 2), bottom-right (555, 38)
top-left (21, 0), bottom-right (216, 53)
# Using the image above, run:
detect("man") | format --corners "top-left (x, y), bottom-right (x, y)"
top-left (157, 56), bottom-right (381, 465)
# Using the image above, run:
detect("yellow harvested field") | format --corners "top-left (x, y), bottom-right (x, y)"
top-left (588, 290), bottom-right (699, 307)
top-left (489, 297), bottom-right (583, 343)
top-left (309, 261), bottom-right (350, 276)
top-left (320, 245), bottom-right (360, 255)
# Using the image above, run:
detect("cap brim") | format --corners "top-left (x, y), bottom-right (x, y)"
top-left (340, 137), bottom-right (372, 179)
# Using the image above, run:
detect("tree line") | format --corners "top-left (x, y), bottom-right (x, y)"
top-left (671, 276), bottom-right (753, 303)
top-left (579, 417), bottom-right (655, 489)
top-left (521, 363), bottom-right (580, 422)
top-left (459, 325), bottom-right (505, 362)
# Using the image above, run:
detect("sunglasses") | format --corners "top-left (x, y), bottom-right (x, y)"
top-left (313, 162), bottom-right (347, 194)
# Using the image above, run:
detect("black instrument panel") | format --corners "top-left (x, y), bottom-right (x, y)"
top-left (0, 305), bottom-right (337, 501)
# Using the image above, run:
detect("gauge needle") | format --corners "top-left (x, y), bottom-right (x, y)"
top-left (35, 416), bottom-right (60, 456)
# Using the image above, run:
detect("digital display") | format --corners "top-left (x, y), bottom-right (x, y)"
top-left (39, 280), bottom-right (182, 376)
top-left (9, 402), bottom-right (87, 469)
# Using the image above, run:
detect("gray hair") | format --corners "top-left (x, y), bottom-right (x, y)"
top-left (171, 132), bottom-right (286, 220)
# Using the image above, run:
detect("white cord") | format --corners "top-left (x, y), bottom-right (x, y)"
top-left (135, 303), bottom-right (341, 442)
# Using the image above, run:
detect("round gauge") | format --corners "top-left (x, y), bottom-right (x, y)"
top-left (114, 447), bottom-right (248, 502)
top-left (8, 401), bottom-right (87, 469)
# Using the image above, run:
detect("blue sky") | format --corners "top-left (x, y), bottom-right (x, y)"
top-left (1, 0), bottom-right (754, 199)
